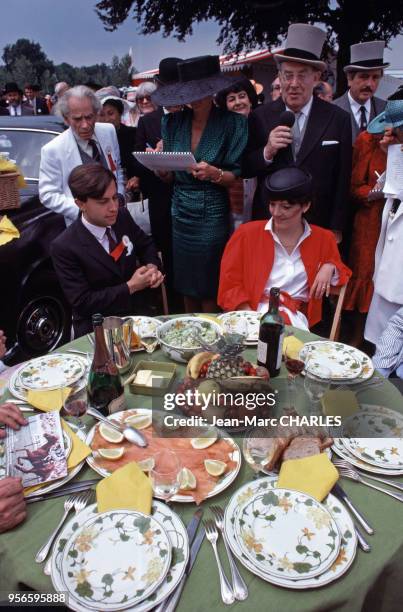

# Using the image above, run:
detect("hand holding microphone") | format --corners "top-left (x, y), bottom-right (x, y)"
top-left (264, 110), bottom-right (295, 161)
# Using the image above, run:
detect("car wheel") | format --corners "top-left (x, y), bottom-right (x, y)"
top-left (17, 275), bottom-right (71, 357)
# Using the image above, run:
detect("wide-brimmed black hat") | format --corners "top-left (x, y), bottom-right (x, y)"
top-left (4, 82), bottom-right (22, 95)
top-left (152, 55), bottom-right (235, 106)
top-left (344, 41), bottom-right (389, 72)
top-left (265, 167), bottom-right (313, 200)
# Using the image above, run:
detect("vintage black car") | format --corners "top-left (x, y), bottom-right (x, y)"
top-left (0, 116), bottom-right (71, 364)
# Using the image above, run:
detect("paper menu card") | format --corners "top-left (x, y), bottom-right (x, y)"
top-left (133, 151), bottom-right (196, 171)
top-left (384, 144), bottom-right (403, 197)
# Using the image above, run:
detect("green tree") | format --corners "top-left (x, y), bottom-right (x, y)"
top-left (95, 0), bottom-right (403, 94)
top-left (9, 56), bottom-right (37, 89)
top-left (109, 54), bottom-right (133, 87)
top-left (2, 38), bottom-right (54, 86)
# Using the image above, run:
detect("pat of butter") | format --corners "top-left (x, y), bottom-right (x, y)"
top-left (134, 369), bottom-right (153, 385)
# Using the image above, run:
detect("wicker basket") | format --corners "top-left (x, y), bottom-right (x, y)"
top-left (0, 172), bottom-right (20, 210)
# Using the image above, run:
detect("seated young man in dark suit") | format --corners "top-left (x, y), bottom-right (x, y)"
top-left (51, 163), bottom-right (164, 337)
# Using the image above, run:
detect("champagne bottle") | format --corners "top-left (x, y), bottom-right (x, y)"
top-left (87, 313), bottom-right (126, 415)
top-left (257, 287), bottom-right (285, 377)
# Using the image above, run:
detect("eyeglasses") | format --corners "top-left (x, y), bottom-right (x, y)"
top-left (280, 71), bottom-right (313, 83)
top-left (136, 95), bottom-right (152, 102)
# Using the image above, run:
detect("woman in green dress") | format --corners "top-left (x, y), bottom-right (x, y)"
top-left (152, 56), bottom-right (248, 313)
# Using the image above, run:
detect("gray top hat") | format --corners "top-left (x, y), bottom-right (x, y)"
top-left (344, 41), bottom-right (390, 72)
top-left (274, 23), bottom-right (327, 71)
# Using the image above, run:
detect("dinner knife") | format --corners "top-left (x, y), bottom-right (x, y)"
top-left (162, 527), bottom-right (205, 612)
top-left (26, 479), bottom-right (100, 503)
top-left (154, 510), bottom-right (203, 612)
top-left (332, 483), bottom-right (374, 535)
top-left (353, 523), bottom-right (371, 553)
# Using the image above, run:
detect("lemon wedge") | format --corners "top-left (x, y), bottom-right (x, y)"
top-left (137, 457), bottom-right (155, 472)
top-left (99, 423), bottom-right (124, 444)
top-left (124, 413), bottom-right (152, 430)
top-left (191, 436), bottom-right (217, 449)
top-left (179, 467), bottom-right (197, 490)
top-left (204, 459), bottom-right (226, 476)
top-left (97, 447), bottom-right (125, 460)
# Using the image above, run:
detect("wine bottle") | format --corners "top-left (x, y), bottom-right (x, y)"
top-left (257, 287), bottom-right (285, 377)
top-left (87, 313), bottom-right (126, 416)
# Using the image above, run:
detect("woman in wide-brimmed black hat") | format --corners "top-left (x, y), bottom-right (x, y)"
top-left (152, 55), bottom-right (248, 312)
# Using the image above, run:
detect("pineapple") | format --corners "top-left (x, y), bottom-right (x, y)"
top-left (204, 333), bottom-right (247, 380)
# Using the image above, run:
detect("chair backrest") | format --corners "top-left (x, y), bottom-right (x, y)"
top-left (158, 251), bottom-right (169, 316)
top-left (328, 283), bottom-right (348, 341)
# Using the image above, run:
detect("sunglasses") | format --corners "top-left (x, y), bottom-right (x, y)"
top-left (136, 95), bottom-right (152, 102)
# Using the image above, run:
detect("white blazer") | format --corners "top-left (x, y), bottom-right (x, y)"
top-left (373, 193), bottom-right (403, 304)
top-left (38, 123), bottom-right (125, 225)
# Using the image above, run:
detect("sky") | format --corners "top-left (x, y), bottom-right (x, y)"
top-left (1, 0), bottom-right (402, 73)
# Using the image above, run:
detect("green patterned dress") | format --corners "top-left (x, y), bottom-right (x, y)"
top-left (162, 106), bottom-right (247, 299)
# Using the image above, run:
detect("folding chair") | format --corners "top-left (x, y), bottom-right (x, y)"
top-left (328, 283), bottom-right (348, 342)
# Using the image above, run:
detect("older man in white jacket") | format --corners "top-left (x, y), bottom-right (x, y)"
top-left (39, 85), bottom-right (125, 226)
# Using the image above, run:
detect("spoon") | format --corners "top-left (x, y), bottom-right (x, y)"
top-left (87, 406), bottom-right (148, 447)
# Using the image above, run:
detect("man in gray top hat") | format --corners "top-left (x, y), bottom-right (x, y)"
top-left (243, 23), bottom-right (351, 244)
top-left (333, 41), bottom-right (388, 143)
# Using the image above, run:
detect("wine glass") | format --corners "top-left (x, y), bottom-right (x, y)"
top-left (304, 362), bottom-right (331, 409)
top-left (60, 388), bottom-right (88, 433)
top-left (243, 428), bottom-right (272, 477)
top-left (284, 346), bottom-right (305, 409)
top-left (150, 449), bottom-right (181, 502)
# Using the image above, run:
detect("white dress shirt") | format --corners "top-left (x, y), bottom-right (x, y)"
top-left (74, 134), bottom-right (99, 157)
top-left (348, 91), bottom-right (371, 127)
top-left (8, 104), bottom-right (22, 116)
top-left (81, 216), bottom-right (117, 253)
top-left (263, 96), bottom-right (314, 163)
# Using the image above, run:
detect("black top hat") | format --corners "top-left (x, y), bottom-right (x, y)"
top-left (265, 167), bottom-right (313, 200)
top-left (155, 57), bottom-right (183, 85)
top-left (4, 82), bottom-right (22, 95)
top-left (152, 55), bottom-right (235, 106)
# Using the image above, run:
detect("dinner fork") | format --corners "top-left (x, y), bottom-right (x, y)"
top-left (35, 491), bottom-right (90, 563)
top-left (210, 505), bottom-right (248, 601)
top-left (333, 459), bottom-right (403, 492)
top-left (43, 490), bottom-right (93, 575)
top-left (203, 519), bottom-right (235, 605)
top-left (338, 468), bottom-right (403, 502)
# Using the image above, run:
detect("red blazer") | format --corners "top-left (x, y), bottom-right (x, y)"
top-left (218, 221), bottom-right (351, 327)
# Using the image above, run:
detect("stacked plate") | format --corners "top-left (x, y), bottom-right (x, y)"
top-left (217, 311), bottom-right (261, 345)
top-left (50, 501), bottom-right (189, 612)
top-left (8, 353), bottom-right (89, 402)
top-left (299, 341), bottom-right (374, 383)
top-left (224, 476), bottom-right (357, 589)
top-left (333, 404), bottom-right (403, 476)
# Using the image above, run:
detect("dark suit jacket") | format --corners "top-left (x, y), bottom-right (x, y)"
top-left (116, 123), bottom-right (137, 179)
top-left (50, 208), bottom-right (161, 337)
top-left (242, 96), bottom-right (352, 231)
top-left (333, 91), bottom-right (386, 144)
top-left (136, 108), bottom-right (164, 150)
top-left (5, 103), bottom-right (34, 116)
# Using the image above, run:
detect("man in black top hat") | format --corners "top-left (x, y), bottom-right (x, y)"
top-left (131, 57), bottom-right (184, 311)
top-left (4, 82), bottom-right (34, 116)
top-left (243, 24), bottom-right (352, 244)
top-left (333, 41), bottom-right (387, 144)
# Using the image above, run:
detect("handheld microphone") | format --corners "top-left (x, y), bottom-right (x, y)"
top-left (278, 110), bottom-right (295, 128)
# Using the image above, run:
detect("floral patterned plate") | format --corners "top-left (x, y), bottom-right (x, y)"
top-left (51, 501), bottom-right (188, 612)
top-left (341, 406), bottom-right (403, 469)
top-left (299, 342), bottom-right (363, 381)
top-left (234, 486), bottom-right (341, 580)
top-left (59, 509), bottom-right (171, 611)
top-left (7, 356), bottom-right (89, 402)
top-left (217, 311), bottom-right (262, 344)
top-left (332, 437), bottom-right (403, 476)
top-left (17, 354), bottom-right (86, 391)
top-left (225, 477), bottom-right (357, 589)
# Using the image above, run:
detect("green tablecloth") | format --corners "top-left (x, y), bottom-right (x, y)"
top-left (1, 327), bottom-right (403, 612)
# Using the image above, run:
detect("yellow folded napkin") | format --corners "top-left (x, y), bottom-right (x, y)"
top-left (96, 462), bottom-right (152, 514)
top-left (26, 387), bottom-right (72, 412)
top-left (278, 453), bottom-right (339, 502)
top-left (24, 419), bottom-right (91, 495)
top-left (321, 390), bottom-right (359, 418)
top-left (0, 216), bottom-right (20, 246)
top-left (283, 335), bottom-right (304, 359)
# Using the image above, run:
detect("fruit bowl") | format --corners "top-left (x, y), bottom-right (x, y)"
top-left (156, 317), bottom-right (223, 363)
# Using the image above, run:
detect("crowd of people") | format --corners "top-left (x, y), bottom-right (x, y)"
top-left (0, 20), bottom-right (403, 533)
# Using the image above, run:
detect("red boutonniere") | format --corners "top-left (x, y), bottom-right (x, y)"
top-left (106, 148), bottom-right (117, 172)
top-left (110, 236), bottom-right (133, 261)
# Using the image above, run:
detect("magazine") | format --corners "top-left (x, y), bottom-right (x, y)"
top-left (5, 410), bottom-right (68, 488)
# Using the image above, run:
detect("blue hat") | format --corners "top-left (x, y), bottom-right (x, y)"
top-left (367, 91), bottom-right (403, 134)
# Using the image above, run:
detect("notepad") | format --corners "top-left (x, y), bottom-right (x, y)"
top-left (133, 151), bottom-right (196, 171)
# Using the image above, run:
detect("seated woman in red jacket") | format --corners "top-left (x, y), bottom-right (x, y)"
top-left (218, 167), bottom-right (351, 329)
